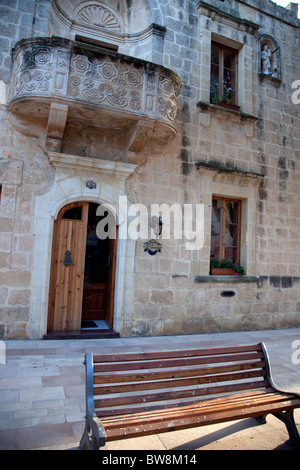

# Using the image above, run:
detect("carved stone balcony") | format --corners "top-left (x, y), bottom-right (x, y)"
top-left (8, 37), bottom-right (181, 157)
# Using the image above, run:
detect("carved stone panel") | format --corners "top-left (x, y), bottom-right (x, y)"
top-left (68, 53), bottom-right (144, 113)
top-left (9, 39), bottom-right (71, 102)
top-left (11, 46), bottom-right (54, 96)
top-left (158, 75), bottom-right (179, 122)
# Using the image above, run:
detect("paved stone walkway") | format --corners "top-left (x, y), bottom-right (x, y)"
top-left (0, 327), bottom-right (299, 450)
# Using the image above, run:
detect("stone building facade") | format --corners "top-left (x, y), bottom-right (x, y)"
top-left (0, 0), bottom-right (299, 339)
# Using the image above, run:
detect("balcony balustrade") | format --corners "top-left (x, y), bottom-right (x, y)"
top-left (8, 37), bottom-right (181, 155)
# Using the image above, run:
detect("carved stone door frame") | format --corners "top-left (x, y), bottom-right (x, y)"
top-left (28, 154), bottom-right (137, 339)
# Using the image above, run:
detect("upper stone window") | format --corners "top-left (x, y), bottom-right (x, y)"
top-left (210, 41), bottom-right (239, 110)
top-left (197, 1), bottom-right (260, 116)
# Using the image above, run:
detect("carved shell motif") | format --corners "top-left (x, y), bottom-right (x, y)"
top-left (76, 5), bottom-right (122, 32)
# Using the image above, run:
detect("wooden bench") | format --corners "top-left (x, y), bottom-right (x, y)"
top-left (79, 343), bottom-right (300, 450)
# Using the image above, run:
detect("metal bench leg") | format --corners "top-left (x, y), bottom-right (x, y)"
top-left (254, 415), bottom-right (267, 425)
top-left (273, 410), bottom-right (300, 449)
top-left (80, 416), bottom-right (106, 450)
top-left (80, 419), bottom-right (92, 450)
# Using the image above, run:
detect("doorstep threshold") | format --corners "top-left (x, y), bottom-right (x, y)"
top-left (43, 329), bottom-right (120, 340)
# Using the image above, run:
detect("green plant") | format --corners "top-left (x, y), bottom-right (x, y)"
top-left (210, 258), bottom-right (245, 276)
top-left (222, 88), bottom-right (231, 104)
top-left (210, 86), bottom-right (221, 104)
top-left (210, 86), bottom-right (232, 105)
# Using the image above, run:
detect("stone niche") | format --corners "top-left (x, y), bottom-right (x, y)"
top-left (259, 34), bottom-right (281, 86)
top-left (7, 37), bottom-right (182, 161)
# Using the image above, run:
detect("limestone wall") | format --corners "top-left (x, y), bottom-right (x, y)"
top-left (0, 0), bottom-right (299, 338)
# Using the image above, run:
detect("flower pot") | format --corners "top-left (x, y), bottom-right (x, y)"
top-left (210, 268), bottom-right (237, 276)
top-left (214, 102), bottom-right (240, 112)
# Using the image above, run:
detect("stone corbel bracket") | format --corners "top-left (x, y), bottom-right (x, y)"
top-left (46, 102), bottom-right (68, 151)
top-left (127, 120), bottom-right (154, 153)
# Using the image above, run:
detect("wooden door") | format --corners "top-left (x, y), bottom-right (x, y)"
top-left (105, 227), bottom-right (118, 329)
top-left (48, 202), bottom-right (89, 331)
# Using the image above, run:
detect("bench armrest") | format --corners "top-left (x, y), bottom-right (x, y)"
top-left (260, 342), bottom-right (300, 398)
top-left (80, 353), bottom-right (106, 450)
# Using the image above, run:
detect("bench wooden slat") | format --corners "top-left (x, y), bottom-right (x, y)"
top-left (93, 368), bottom-right (267, 395)
top-left (93, 351), bottom-right (265, 373)
top-left (94, 380), bottom-right (270, 414)
top-left (101, 392), bottom-right (298, 429)
top-left (92, 344), bottom-right (262, 364)
top-left (95, 385), bottom-right (272, 417)
top-left (93, 360), bottom-right (266, 384)
top-left (103, 398), bottom-right (300, 441)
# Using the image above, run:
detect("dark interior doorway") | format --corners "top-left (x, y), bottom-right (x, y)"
top-left (81, 202), bottom-right (110, 329)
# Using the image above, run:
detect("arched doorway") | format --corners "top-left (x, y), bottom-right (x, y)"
top-left (47, 201), bottom-right (118, 336)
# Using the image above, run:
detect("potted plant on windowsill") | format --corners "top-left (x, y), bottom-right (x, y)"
top-left (214, 101), bottom-right (240, 112)
top-left (210, 258), bottom-right (245, 276)
top-left (210, 87), bottom-right (240, 112)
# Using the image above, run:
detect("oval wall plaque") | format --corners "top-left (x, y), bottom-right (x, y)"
top-left (220, 290), bottom-right (236, 298)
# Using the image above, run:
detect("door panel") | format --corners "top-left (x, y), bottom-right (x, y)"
top-left (48, 202), bottom-right (89, 331)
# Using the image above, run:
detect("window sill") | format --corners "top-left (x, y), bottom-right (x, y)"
top-left (195, 275), bottom-right (260, 283)
top-left (197, 101), bottom-right (258, 122)
top-left (210, 102), bottom-right (240, 112)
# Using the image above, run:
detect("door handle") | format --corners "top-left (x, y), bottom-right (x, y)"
top-left (64, 250), bottom-right (72, 266)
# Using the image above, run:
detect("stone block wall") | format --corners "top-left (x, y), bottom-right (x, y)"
top-left (122, 0), bottom-right (300, 336)
top-left (0, 0), bottom-right (51, 83)
top-left (0, 0), bottom-right (299, 338)
top-left (0, 100), bottom-right (54, 337)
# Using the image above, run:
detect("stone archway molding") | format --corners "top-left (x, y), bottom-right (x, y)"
top-left (28, 152), bottom-right (137, 338)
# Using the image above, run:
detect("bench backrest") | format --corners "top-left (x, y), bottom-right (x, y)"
top-left (86, 343), bottom-right (272, 418)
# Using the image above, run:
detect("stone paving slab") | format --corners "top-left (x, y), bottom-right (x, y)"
top-left (0, 327), bottom-right (299, 450)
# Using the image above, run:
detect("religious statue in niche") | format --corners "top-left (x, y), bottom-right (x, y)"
top-left (260, 36), bottom-right (280, 80)
top-left (261, 45), bottom-right (272, 74)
